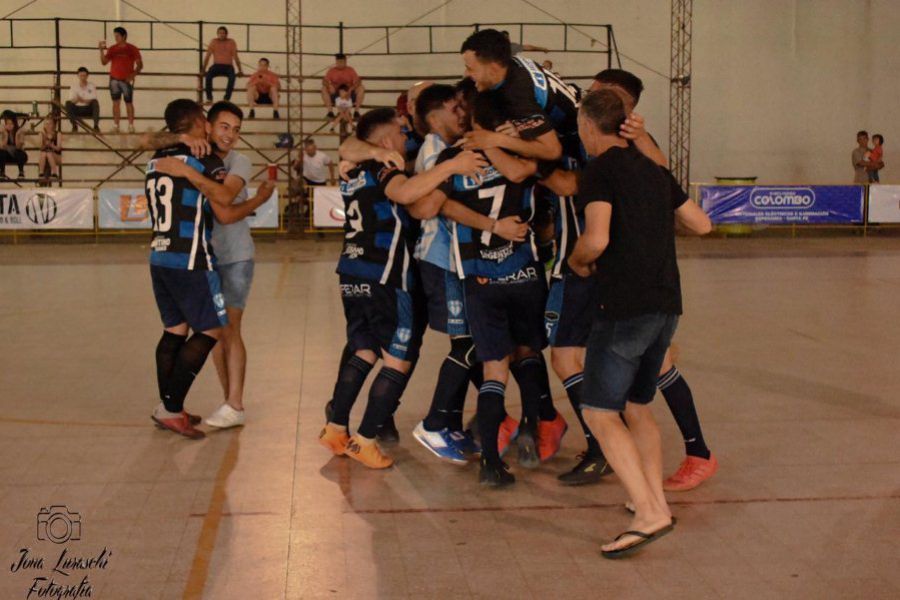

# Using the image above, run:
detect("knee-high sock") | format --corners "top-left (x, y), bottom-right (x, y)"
top-left (535, 352), bottom-right (557, 421)
top-left (563, 373), bottom-right (602, 456)
top-left (358, 367), bottom-right (407, 439)
top-left (329, 355), bottom-right (374, 427)
top-left (424, 337), bottom-right (475, 432)
top-left (510, 356), bottom-right (546, 431)
top-left (658, 366), bottom-right (711, 459)
top-left (156, 331), bottom-right (187, 404)
top-left (163, 332), bottom-right (217, 413)
top-left (477, 381), bottom-right (506, 464)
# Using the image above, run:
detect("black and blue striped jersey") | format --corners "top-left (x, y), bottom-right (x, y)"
top-left (145, 145), bottom-right (227, 271)
top-left (337, 160), bottom-right (414, 290)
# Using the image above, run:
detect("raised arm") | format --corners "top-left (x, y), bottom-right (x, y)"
top-left (483, 147), bottom-right (537, 183)
top-left (99, 44), bottom-right (109, 66)
top-left (464, 128), bottom-right (562, 161)
top-left (339, 136), bottom-right (404, 170)
top-left (138, 132), bottom-right (212, 158)
top-left (384, 151), bottom-right (486, 205)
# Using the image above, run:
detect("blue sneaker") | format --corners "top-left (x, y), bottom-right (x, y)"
top-left (450, 429), bottom-right (481, 458)
top-left (412, 422), bottom-right (467, 464)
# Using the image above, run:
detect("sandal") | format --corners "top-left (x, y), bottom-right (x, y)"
top-left (601, 522), bottom-right (675, 559)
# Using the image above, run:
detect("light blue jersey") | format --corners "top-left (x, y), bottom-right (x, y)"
top-left (413, 133), bottom-right (455, 272)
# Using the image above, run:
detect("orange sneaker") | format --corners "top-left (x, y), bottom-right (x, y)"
top-left (318, 424), bottom-right (350, 456)
top-left (344, 435), bottom-right (393, 469)
top-left (497, 415), bottom-right (520, 457)
top-left (537, 412), bottom-right (568, 462)
top-left (664, 454), bottom-right (718, 491)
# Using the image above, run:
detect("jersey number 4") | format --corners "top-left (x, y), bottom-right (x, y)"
top-left (146, 177), bottom-right (174, 233)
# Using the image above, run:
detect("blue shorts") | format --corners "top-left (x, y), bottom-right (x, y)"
top-left (150, 265), bottom-right (228, 332)
top-left (545, 273), bottom-right (597, 347)
top-left (464, 263), bottom-right (547, 362)
top-left (217, 260), bottom-right (255, 310)
top-left (340, 274), bottom-right (423, 362)
top-left (582, 313), bottom-right (679, 412)
top-left (419, 261), bottom-right (469, 336)
top-left (109, 79), bottom-right (134, 103)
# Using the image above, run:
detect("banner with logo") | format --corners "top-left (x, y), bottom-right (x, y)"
top-left (699, 185), bottom-right (865, 224)
top-left (867, 185), bottom-right (900, 223)
top-left (99, 188), bottom-right (279, 229)
top-left (312, 186), bottom-right (345, 229)
top-left (0, 189), bottom-right (93, 229)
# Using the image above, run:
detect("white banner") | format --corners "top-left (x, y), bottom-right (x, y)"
top-left (0, 188), bottom-right (93, 229)
top-left (312, 186), bottom-right (345, 229)
top-left (868, 185), bottom-right (900, 223)
top-left (99, 188), bottom-right (279, 229)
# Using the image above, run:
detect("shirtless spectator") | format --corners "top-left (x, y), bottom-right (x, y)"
top-left (322, 53), bottom-right (364, 122)
top-left (246, 58), bottom-right (280, 120)
top-left (204, 26), bottom-right (243, 102)
top-left (64, 67), bottom-right (100, 133)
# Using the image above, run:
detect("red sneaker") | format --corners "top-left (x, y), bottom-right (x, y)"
top-left (497, 415), bottom-right (520, 457)
top-left (664, 454), bottom-right (718, 491)
top-left (152, 412), bottom-right (205, 440)
top-left (537, 412), bottom-right (568, 462)
top-left (153, 411), bottom-right (201, 429)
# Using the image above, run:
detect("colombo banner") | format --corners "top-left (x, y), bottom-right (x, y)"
top-left (699, 185), bottom-right (865, 224)
top-left (0, 188), bottom-right (93, 229)
top-left (99, 188), bottom-right (279, 229)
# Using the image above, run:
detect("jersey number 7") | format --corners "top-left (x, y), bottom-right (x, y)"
top-left (479, 184), bottom-right (506, 245)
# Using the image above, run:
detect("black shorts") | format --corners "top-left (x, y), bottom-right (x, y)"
top-left (256, 92), bottom-right (273, 105)
top-left (340, 274), bottom-right (423, 362)
top-left (464, 263), bottom-right (548, 362)
top-left (419, 261), bottom-right (469, 336)
top-left (545, 273), bottom-right (597, 347)
top-left (150, 265), bottom-right (228, 332)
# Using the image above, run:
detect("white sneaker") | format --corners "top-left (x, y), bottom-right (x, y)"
top-left (205, 403), bottom-right (246, 429)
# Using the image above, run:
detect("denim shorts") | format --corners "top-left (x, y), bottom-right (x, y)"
top-left (109, 79), bottom-right (134, 103)
top-left (582, 313), bottom-right (679, 412)
top-left (217, 260), bottom-right (255, 310)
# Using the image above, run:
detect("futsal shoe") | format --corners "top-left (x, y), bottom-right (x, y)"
top-left (205, 404), bottom-right (245, 429)
top-left (152, 410), bottom-right (201, 429)
top-left (557, 451), bottom-right (613, 486)
top-left (664, 454), bottom-right (719, 491)
top-left (497, 415), bottom-right (520, 457)
top-left (537, 412), bottom-right (568, 462)
top-left (151, 406), bottom-right (205, 440)
top-left (318, 424), bottom-right (350, 456)
top-left (516, 423), bottom-right (540, 469)
top-left (412, 422), bottom-right (467, 464)
top-left (376, 415), bottom-right (400, 445)
top-left (452, 429), bottom-right (481, 458)
top-left (479, 458), bottom-right (515, 488)
top-left (344, 435), bottom-right (393, 469)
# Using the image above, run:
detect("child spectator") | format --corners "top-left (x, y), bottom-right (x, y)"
top-left (38, 116), bottom-right (62, 179)
top-left (869, 134), bottom-right (884, 183)
top-left (329, 86), bottom-right (354, 132)
top-left (0, 110), bottom-right (27, 179)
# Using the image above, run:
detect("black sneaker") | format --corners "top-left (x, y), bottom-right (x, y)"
top-left (248, 109), bottom-right (256, 119)
top-left (353, 110), bottom-right (361, 122)
top-left (376, 415), bottom-right (400, 444)
top-left (327, 111), bottom-right (335, 119)
top-left (557, 451), bottom-right (613, 486)
top-left (17, 170), bottom-right (25, 179)
top-left (516, 422), bottom-right (539, 469)
top-left (273, 110), bottom-right (280, 120)
top-left (479, 458), bottom-right (515, 487)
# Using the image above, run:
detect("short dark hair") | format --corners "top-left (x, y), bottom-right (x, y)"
top-left (579, 89), bottom-right (626, 135)
top-left (455, 77), bottom-right (477, 105)
top-left (113, 27), bottom-right (127, 38)
top-left (337, 84), bottom-right (349, 93)
top-left (414, 84), bottom-right (456, 134)
top-left (77, 66), bottom-right (89, 74)
top-left (356, 108), bottom-right (397, 142)
top-left (873, 134), bottom-right (884, 144)
top-left (857, 130), bottom-right (868, 138)
top-left (164, 98), bottom-right (205, 134)
top-left (460, 29), bottom-right (511, 66)
top-left (471, 90), bottom-right (507, 131)
top-left (259, 57), bottom-right (270, 65)
top-left (335, 53), bottom-right (347, 61)
top-left (303, 137), bottom-right (315, 145)
top-left (594, 69), bottom-right (644, 104)
top-left (217, 26), bottom-right (228, 34)
top-left (208, 101), bottom-right (243, 125)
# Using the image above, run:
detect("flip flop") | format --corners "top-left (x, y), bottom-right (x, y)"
top-left (601, 522), bottom-right (675, 559)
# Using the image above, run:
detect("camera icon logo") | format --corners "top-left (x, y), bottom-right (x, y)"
top-left (36, 505), bottom-right (82, 544)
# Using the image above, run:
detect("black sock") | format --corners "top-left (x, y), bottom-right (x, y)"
top-left (535, 353), bottom-right (557, 421)
top-left (424, 337), bottom-right (474, 431)
top-left (330, 355), bottom-right (374, 427)
top-left (163, 332), bottom-right (217, 413)
top-left (510, 356), bottom-right (545, 430)
top-left (477, 380), bottom-right (506, 464)
top-left (659, 366), bottom-right (711, 459)
top-left (155, 331), bottom-right (186, 404)
top-left (357, 367), bottom-right (407, 439)
top-left (563, 373), bottom-right (602, 456)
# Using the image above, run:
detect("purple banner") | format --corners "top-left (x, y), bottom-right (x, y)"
top-left (699, 185), bottom-right (865, 224)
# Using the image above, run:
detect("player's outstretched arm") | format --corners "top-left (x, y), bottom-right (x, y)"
top-left (567, 202), bottom-right (611, 277)
top-left (483, 147), bottom-right (537, 183)
top-left (339, 136), bottom-right (404, 171)
top-left (385, 151), bottom-right (487, 205)
top-left (464, 129), bottom-right (562, 161)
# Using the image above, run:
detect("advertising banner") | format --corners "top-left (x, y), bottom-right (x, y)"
top-left (699, 185), bottom-right (865, 224)
top-left (312, 186), bottom-right (345, 229)
top-left (99, 188), bottom-right (279, 229)
top-left (867, 185), bottom-right (900, 224)
top-left (0, 188), bottom-right (93, 229)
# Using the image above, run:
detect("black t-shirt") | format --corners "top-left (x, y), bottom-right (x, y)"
top-left (575, 145), bottom-right (688, 319)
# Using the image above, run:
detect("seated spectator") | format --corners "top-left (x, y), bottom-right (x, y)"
top-left (0, 110), bottom-right (27, 180)
top-left (502, 30), bottom-right (549, 54)
top-left (204, 26), bottom-right (243, 102)
top-left (64, 67), bottom-right (100, 133)
top-left (329, 86), bottom-right (355, 133)
top-left (246, 58), bottom-right (280, 120)
top-left (321, 53), bottom-right (364, 121)
top-left (38, 116), bottom-right (62, 179)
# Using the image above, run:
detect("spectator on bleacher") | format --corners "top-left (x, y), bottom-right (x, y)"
top-left (246, 58), bottom-right (280, 120)
top-left (293, 137), bottom-right (335, 186)
top-left (329, 86), bottom-right (355, 133)
top-left (204, 26), bottom-right (243, 103)
top-left (99, 27), bottom-right (142, 133)
top-left (501, 30), bottom-right (549, 54)
top-left (322, 53), bottom-right (364, 122)
top-left (64, 67), bottom-right (100, 133)
top-left (38, 116), bottom-right (62, 180)
top-left (0, 110), bottom-right (27, 180)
